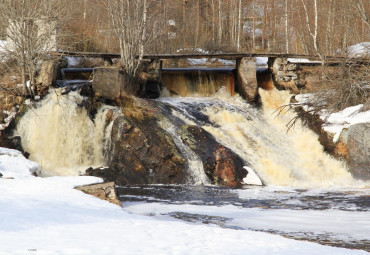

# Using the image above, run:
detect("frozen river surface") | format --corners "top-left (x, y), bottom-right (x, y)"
top-left (118, 184), bottom-right (370, 251)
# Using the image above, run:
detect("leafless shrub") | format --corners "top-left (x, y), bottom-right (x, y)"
top-left (278, 59), bottom-right (369, 131)
top-left (317, 61), bottom-right (369, 112)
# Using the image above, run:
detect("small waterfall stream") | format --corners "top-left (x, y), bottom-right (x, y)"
top-left (15, 90), bottom-right (118, 177)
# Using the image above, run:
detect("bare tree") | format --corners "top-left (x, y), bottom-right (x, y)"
top-left (106, 0), bottom-right (154, 82)
top-left (355, 0), bottom-right (370, 29)
top-left (300, 0), bottom-right (324, 61)
top-left (0, 0), bottom-right (63, 97)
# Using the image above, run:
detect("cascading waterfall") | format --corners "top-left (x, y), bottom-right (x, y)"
top-left (158, 87), bottom-right (360, 188)
top-left (15, 90), bottom-right (118, 177)
top-left (14, 79), bottom-right (362, 188)
top-left (158, 118), bottom-right (209, 185)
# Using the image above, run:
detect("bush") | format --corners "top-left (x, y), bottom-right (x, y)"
top-left (301, 60), bottom-right (369, 115)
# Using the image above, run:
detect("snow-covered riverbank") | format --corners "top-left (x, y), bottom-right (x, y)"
top-left (0, 148), bottom-right (368, 254)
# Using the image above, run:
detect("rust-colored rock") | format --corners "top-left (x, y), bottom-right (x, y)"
top-left (181, 125), bottom-right (248, 187)
top-left (106, 115), bottom-right (187, 186)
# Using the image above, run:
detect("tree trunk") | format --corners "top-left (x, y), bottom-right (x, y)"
top-left (285, 0), bottom-right (289, 54)
top-left (218, 0), bottom-right (222, 45)
top-left (237, 0), bottom-right (242, 52)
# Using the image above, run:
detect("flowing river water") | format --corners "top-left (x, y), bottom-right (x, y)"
top-left (117, 88), bottom-right (369, 251)
top-left (14, 78), bottom-right (370, 251)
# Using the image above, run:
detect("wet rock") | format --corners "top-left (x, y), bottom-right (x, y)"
top-left (75, 182), bottom-right (121, 206)
top-left (85, 167), bottom-right (119, 182)
top-left (106, 115), bottom-right (187, 186)
top-left (0, 134), bottom-right (25, 154)
top-left (181, 125), bottom-right (248, 187)
top-left (347, 123), bottom-right (370, 180)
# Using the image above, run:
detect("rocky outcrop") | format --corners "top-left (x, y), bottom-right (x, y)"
top-left (347, 123), bottom-right (370, 180)
top-left (75, 182), bottom-right (121, 206)
top-left (86, 104), bottom-right (249, 187)
top-left (106, 115), bottom-right (188, 186)
top-left (181, 125), bottom-right (247, 187)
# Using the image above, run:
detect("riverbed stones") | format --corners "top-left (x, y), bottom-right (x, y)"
top-left (347, 123), bottom-right (370, 180)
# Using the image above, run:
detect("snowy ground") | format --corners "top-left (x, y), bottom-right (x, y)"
top-left (0, 148), bottom-right (369, 254)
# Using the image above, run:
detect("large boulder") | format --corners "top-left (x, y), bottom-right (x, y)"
top-left (75, 182), bottom-right (121, 206)
top-left (86, 107), bottom-right (249, 187)
top-left (107, 115), bottom-right (187, 185)
top-left (347, 123), bottom-right (370, 180)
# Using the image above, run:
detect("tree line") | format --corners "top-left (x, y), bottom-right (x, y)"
top-left (59, 0), bottom-right (369, 56)
top-left (0, 0), bottom-right (369, 95)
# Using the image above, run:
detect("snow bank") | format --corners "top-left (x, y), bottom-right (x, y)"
top-left (0, 148), bottom-right (366, 254)
top-left (295, 95), bottom-right (370, 143)
top-left (0, 147), bottom-right (39, 179)
top-left (347, 42), bottom-right (370, 58)
top-left (188, 58), bottom-right (208, 65)
top-left (323, 104), bottom-right (370, 142)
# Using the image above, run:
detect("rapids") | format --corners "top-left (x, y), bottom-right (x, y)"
top-left (156, 88), bottom-right (360, 188)
top-left (15, 85), bottom-right (364, 189)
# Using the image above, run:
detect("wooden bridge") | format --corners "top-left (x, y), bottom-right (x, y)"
top-left (51, 50), bottom-right (369, 102)
top-left (51, 51), bottom-right (370, 64)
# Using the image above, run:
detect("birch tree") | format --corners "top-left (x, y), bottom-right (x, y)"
top-left (300, 0), bottom-right (324, 61)
top-left (355, 0), bottom-right (370, 29)
top-left (236, 0), bottom-right (242, 51)
top-left (106, 0), bottom-right (152, 81)
top-left (285, 0), bottom-right (289, 54)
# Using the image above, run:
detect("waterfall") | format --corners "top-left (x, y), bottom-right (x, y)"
top-left (14, 84), bottom-right (361, 188)
top-left (161, 69), bottom-right (234, 97)
top-left (158, 88), bottom-right (358, 188)
top-left (15, 90), bottom-right (118, 177)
